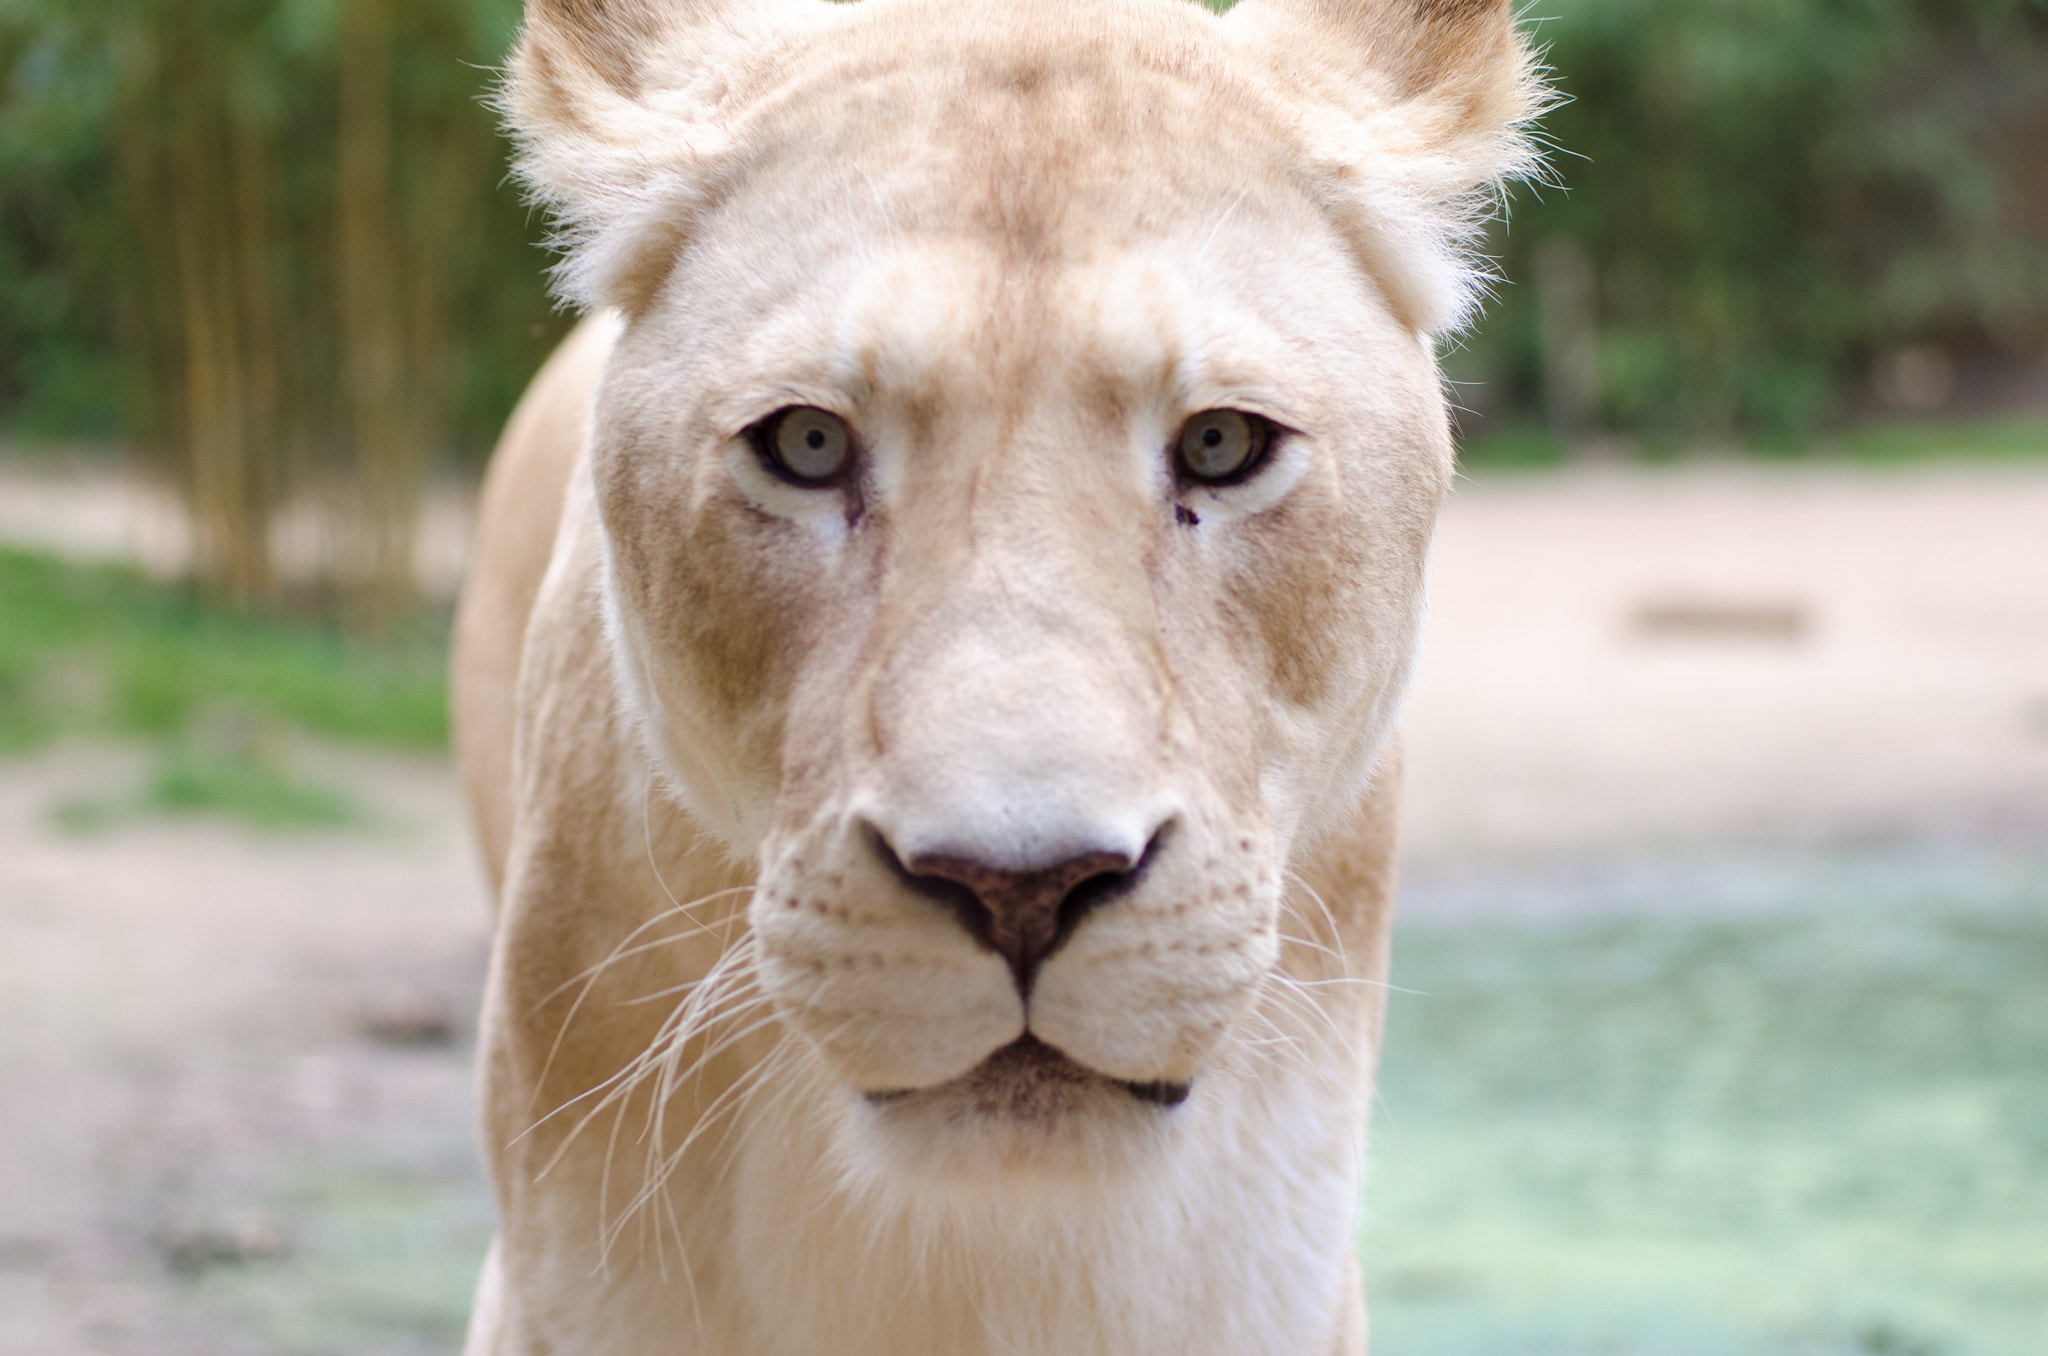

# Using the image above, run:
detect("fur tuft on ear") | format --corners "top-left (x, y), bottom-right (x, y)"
top-left (1227, 0), bottom-right (1550, 334)
top-left (502, 0), bottom-right (822, 312)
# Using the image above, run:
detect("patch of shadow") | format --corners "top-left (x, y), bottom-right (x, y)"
top-left (154, 1214), bottom-right (292, 1278)
top-left (355, 1002), bottom-right (458, 1050)
top-left (0, 1235), bottom-right (55, 1270)
top-left (1379, 1265), bottom-right (1480, 1301)
top-left (1629, 594), bottom-right (1809, 642)
top-left (1856, 1320), bottom-right (1948, 1356)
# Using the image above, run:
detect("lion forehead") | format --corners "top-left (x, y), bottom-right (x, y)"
top-left (626, 39), bottom-right (1361, 354)
top-left (681, 249), bottom-right (1343, 433)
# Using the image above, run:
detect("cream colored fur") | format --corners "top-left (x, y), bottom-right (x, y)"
top-left (452, 0), bottom-right (1540, 1351)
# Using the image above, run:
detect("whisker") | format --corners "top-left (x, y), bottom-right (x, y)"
top-left (1271, 937), bottom-right (1425, 997)
top-left (526, 886), bottom-right (755, 1111)
top-left (1256, 970), bottom-right (1354, 1059)
top-left (517, 956), bottom-right (757, 1156)
top-left (530, 888), bottom-right (752, 1013)
top-left (525, 933), bottom-right (769, 1216)
top-left (608, 1015), bottom-right (793, 1255)
top-left (576, 935), bottom-right (784, 1265)
top-left (1281, 869), bottom-right (1354, 974)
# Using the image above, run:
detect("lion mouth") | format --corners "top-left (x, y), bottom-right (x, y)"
top-left (865, 1035), bottom-right (1191, 1114)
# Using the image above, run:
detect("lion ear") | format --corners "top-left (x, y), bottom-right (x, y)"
top-left (504, 0), bottom-right (823, 312)
top-left (1225, 0), bottom-right (1547, 333)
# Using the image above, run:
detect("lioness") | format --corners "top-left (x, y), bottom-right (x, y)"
top-left (452, 0), bottom-right (1539, 1351)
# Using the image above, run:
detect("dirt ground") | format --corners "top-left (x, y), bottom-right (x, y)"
top-left (1404, 461), bottom-right (2048, 865)
top-left (2, 460), bottom-right (2044, 1353)
top-left (0, 749), bottom-right (488, 1355)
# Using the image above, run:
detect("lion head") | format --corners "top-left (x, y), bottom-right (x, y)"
top-left (493, 0), bottom-right (1539, 1206)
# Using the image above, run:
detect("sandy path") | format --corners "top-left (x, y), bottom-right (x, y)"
top-left (0, 458), bottom-right (475, 601)
top-left (2, 460), bottom-right (2044, 1351)
top-left (1404, 462), bottom-right (2048, 863)
top-left (0, 751), bottom-right (489, 1354)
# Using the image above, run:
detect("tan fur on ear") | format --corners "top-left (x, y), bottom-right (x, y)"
top-left (1289, 0), bottom-right (1525, 104)
top-left (1227, 0), bottom-right (1547, 332)
top-left (526, 0), bottom-right (675, 96)
top-left (503, 0), bottom-right (825, 312)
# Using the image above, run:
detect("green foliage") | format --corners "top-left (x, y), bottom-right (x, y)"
top-left (0, 0), bottom-right (566, 456)
top-left (1460, 0), bottom-right (2048, 438)
top-left (1447, 423), bottom-right (1573, 468)
top-left (0, 545), bottom-right (448, 753)
top-left (0, 0), bottom-right (126, 436)
top-left (3, 0), bottom-right (2044, 455)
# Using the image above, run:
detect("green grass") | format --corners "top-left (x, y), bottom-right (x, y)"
top-left (1824, 418), bottom-right (2048, 464)
top-left (1457, 415), bottom-right (2048, 469)
top-left (0, 545), bottom-right (448, 755)
top-left (0, 544), bottom-right (448, 828)
top-left (1365, 874), bottom-right (2048, 1356)
top-left (51, 737), bottom-right (364, 832)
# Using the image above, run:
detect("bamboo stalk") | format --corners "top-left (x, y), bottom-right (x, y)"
top-left (337, 0), bottom-right (415, 626)
top-left (99, 0), bottom-right (502, 619)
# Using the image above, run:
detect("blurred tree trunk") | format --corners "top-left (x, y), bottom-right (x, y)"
top-left (83, 0), bottom-right (524, 623)
top-left (337, 0), bottom-right (415, 626)
top-left (117, 5), bottom-right (285, 607)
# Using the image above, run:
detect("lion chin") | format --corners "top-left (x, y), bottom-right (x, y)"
top-left (451, 0), bottom-right (1545, 1351)
top-left (864, 1036), bottom-right (1194, 1117)
top-left (838, 1036), bottom-right (1193, 1195)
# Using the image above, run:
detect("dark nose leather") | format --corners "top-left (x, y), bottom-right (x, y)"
top-left (872, 829), bottom-right (1164, 995)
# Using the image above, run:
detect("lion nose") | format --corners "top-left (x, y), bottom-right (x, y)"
top-left (869, 825), bottom-right (1170, 996)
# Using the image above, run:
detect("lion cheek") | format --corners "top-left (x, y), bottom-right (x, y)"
top-left (1028, 902), bottom-right (1281, 1086)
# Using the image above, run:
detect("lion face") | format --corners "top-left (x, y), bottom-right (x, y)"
top-left (509, 0), bottom-right (1537, 1186)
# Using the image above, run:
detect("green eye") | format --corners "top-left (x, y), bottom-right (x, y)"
top-left (1175, 409), bottom-right (1272, 484)
top-left (758, 406), bottom-right (854, 484)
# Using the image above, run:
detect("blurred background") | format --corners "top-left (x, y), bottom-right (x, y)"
top-left (0, 1), bottom-right (2043, 1353)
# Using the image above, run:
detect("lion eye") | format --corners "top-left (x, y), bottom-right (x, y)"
top-left (1175, 409), bottom-right (1271, 484)
top-left (758, 406), bottom-right (853, 484)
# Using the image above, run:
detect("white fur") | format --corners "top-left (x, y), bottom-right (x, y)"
top-left (459, 1), bottom-right (1543, 1351)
